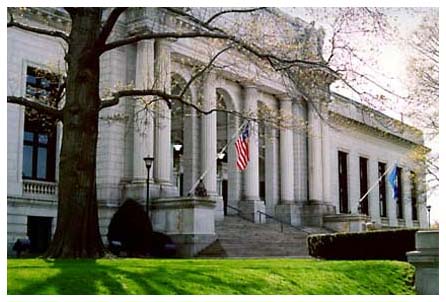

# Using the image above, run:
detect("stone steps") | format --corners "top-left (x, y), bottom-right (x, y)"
top-left (197, 215), bottom-right (327, 258)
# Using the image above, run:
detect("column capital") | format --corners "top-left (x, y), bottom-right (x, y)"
top-left (276, 94), bottom-right (293, 103)
top-left (241, 81), bottom-right (257, 90)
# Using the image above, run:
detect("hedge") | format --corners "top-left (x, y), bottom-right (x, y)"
top-left (307, 229), bottom-right (418, 261)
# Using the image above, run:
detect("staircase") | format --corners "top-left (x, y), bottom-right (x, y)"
top-left (197, 215), bottom-right (330, 258)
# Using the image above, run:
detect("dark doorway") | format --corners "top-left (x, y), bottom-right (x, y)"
top-left (338, 151), bottom-right (349, 213)
top-left (222, 180), bottom-right (228, 215)
top-left (378, 162), bottom-right (387, 217)
top-left (359, 157), bottom-right (369, 215)
top-left (27, 216), bottom-right (52, 254)
top-left (410, 171), bottom-right (418, 221)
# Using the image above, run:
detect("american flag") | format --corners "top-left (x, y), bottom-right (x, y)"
top-left (235, 122), bottom-right (250, 170)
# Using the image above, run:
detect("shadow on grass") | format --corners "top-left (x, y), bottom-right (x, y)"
top-left (8, 259), bottom-right (415, 295)
top-left (10, 259), bottom-right (271, 295)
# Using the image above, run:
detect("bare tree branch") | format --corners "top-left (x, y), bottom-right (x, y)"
top-left (179, 45), bottom-right (234, 98)
top-left (7, 12), bottom-right (69, 43)
top-left (96, 7), bottom-right (128, 47)
top-left (101, 30), bottom-right (331, 75)
top-left (204, 7), bottom-right (266, 25)
top-left (8, 96), bottom-right (63, 119)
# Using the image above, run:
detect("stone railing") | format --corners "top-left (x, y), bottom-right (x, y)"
top-left (22, 179), bottom-right (57, 201)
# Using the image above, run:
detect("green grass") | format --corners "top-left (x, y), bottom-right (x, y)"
top-left (8, 258), bottom-right (415, 295)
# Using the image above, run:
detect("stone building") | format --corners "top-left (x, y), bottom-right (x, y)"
top-left (7, 8), bottom-right (428, 256)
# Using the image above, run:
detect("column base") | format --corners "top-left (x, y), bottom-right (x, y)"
top-left (302, 200), bottom-right (336, 227)
top-left (275, 203), bottom-right (302, 226)
top-left (323, 214), bottom-right (369, 233)
top-left (239, 200), bottom-right (266, 224)
top-left (151, 197), bottom-right (216, 257)
top-left (169, 234), bottom-right (216, 257)
top-left (212, 195), bottom-right (224, 222)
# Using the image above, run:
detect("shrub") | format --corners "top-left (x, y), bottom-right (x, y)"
top-left (107, 198), bottom-right (153, 257)
top-left (307, 229), bottom-right (418, 261)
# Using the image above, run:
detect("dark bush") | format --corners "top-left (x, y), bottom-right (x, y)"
top-left (307, 229), bottom-right (418, 261)
top-left (107, 198), bottom-right (153, 257)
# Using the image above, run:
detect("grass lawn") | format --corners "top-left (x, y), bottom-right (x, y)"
top-left (8, 258), bottom-right (415, 295)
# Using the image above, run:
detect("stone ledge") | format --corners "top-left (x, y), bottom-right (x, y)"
top-left (324, 214), bottom-right (369, 222)
top-left (323, 214), bottom-right (369, 233)
top-left (152, 197), bottom-right (216, 209)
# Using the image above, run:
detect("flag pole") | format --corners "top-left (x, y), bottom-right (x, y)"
top-left (357, 163), bottom-right (395, 212)
top-left (187, 120), bottom-right (249, 195)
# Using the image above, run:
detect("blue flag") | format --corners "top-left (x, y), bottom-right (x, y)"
top-left (388, 165), bottom-right (398, 201)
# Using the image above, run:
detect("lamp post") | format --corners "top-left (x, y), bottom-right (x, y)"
top-left (426, 205), bottom-right (432, 229)
top-left (143, 156), bottom-right (154, 217)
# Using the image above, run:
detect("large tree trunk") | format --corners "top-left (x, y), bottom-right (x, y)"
top-left (45, 8), bottom-right (105, 258)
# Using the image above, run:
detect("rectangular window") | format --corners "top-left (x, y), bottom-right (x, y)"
top-left (338, 151), bottom-right (349, 214)
top-left (378, 162), bottom-right (387, 217)
top-left (359, 157), bottom-right (369, 215)
top-left (22, 66), bottom-right (58, 182)
top-left (396, 167), bottom-right (404, 219)
top-left (411, 171), bottom-right (418, 221)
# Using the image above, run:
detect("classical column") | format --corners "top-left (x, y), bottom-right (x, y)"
top-left (307, 105), bottom-right (324, 202)
top-left (200, 72), bottom-right (217, 195)
top-left (275, 97), bottom-right (302, 226)
top-left (265, 126), bottom-right (279, 215)
top-left (153, 39), bottom-right (171, 185)
top-left (348, 152), bottom-right (360, 214)
top-left (133, 40), bottom-right (154, 180)
top-left (403, 168), bottom-right (413, 227)
top-left (239, 85), bottom-right (265, 223)
top-left (227, 114), bottom-right (242, 214)
top-left (368, 157), bottom-right (381, 224)
top-left (279, 98), bottom-right (294, 203)
top-left (294, 98), bottom-right (308, 203)
top-left (243, 86), bottom-right (260, 200)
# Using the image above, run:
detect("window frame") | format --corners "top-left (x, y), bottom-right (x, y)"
top-left (22, 65), bottom-right (59, 182)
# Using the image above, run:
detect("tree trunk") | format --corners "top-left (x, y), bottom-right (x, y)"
top-left (45, 8), bottom-right (105, 258)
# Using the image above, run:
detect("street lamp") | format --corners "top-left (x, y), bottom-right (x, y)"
top-left (426, 205), bottom-right (432, 229)
top-left (143, 156), bottom-right (154, 217)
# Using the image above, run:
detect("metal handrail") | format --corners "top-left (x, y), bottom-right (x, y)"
top-left (226, 204), bottom-right (311, 234)
top-left (226, 204), bottom-right (254, 223)
top-left (257, 210), bottom-right (311, 234)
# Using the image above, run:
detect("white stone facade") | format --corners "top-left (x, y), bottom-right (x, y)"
top-left (7, 8), bottom-right (428, 256)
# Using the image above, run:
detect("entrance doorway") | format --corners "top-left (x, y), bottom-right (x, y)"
top-left (27, 216), bottom-right (52, 254)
